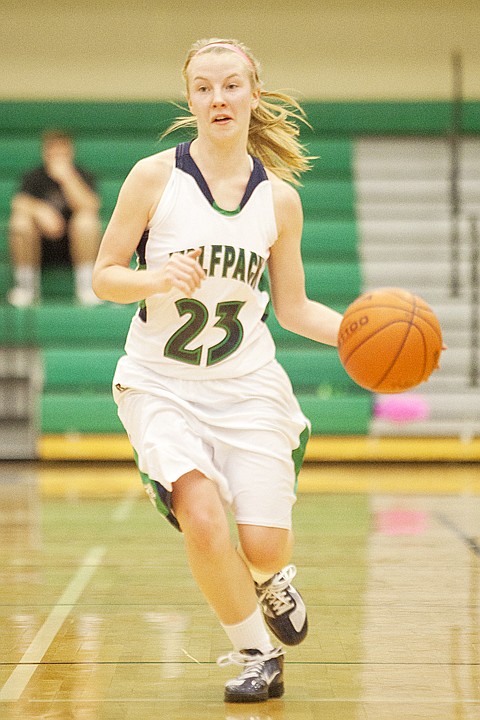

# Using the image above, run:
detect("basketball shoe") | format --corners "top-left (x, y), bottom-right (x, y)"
top-left (219, 647), bottom-right (284, 703)
top-left (255, 564), bottom-right (308, 646)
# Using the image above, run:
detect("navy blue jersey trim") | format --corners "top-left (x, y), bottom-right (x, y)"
top-left (176, 142), bottom-right (214, 204)
top-left (137, 228), bottom-right (149, 266)
top-left (241, 157), bottom-right (268, 208)
top-left (175, 141), bottom-right (268, 212)
top-left (136, 228), bottom-right (149, 323)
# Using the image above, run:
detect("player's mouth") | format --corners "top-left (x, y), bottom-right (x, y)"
top-left (212, 115), bottom-right (233, 124)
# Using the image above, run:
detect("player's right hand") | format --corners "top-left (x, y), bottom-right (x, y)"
top-left (159, 249), bottom-right (206, 297)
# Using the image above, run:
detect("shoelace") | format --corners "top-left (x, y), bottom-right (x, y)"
top-left (257, 564), bottom-right (297, 616)
top-left (217, 646), bottom-right (284, 668)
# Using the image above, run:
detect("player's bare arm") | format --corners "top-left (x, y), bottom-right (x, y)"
top-left (93, 151), bottom-right (205, 304)
top-left (268, 175), bottom-right (342, 346)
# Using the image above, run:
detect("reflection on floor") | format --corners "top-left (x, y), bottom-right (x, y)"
top-left (0, 461), bottom-right (479, 719)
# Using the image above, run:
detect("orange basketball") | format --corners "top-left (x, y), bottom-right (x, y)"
top-left (337, 287), bottom-right (443, 393)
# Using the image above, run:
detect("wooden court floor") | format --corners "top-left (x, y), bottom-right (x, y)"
top-left (0, 460), bottom-right (479, 720)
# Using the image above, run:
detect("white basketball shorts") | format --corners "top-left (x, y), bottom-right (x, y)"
top-left (112, 355), bottom-right (310, 531)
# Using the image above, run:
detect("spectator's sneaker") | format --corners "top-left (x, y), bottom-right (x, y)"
top-left (219, 647), bottom-right (284, 703)
top-left (7, 286), bottom-right (37, 307)
top-left (255, 564), bottom-right (308, 646)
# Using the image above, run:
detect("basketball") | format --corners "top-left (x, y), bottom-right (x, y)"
top-left (337, 287), bottom-right (443, 393)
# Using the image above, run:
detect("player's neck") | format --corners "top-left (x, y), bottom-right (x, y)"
top-left (190, 137), bottom-right (251, 180)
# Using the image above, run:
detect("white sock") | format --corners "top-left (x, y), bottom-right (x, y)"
top-left (74, 262), bottom-right (95, 294)
top-left (221, 607), bottom-right (274, 653)
top-left (237, 544), bottom-right (275, 586)
top-left (14, 265), bottom-right (40, 293)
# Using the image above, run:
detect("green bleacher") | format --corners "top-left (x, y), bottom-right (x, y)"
top-left (9, 100), bottom-right (468, 437)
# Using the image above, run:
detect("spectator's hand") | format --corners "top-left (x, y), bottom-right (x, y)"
top-left (45, 154), bottom-right (76, 183)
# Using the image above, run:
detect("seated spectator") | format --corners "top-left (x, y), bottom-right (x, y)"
top-left (7, 129), bottom-right (101, 306)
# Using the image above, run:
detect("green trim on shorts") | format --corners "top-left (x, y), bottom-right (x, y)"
top-left (292, 425), bottom-right (311, 493)
top-left (133, 449), bottom-right (181, 531)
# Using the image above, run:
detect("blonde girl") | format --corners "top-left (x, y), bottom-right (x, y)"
top-left (93, 38), bottom-right (342, 704)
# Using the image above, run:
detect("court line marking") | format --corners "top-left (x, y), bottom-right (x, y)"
top-left (435, 513), bottom-right (480, 557)
top-left (0, 545), bottom-right (106, 702)
top-left (111, 492), bottom-right (137, 522)
top-left (15, 698), bottom-right (480, 704)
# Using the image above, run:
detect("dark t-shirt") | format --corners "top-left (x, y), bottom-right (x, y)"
top-left (20, 166), bottom-right (97, 221)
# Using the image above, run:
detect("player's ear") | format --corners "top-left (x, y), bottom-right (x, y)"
top-left (251, 89), bottom-right (260, 110)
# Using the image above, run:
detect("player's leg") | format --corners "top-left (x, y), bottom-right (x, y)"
top-left (237, 524), bottom-right (308, 646)
top-left (220, 434), bottom-right (309, 648)
top-left (112, 371), bottom-right (288, 702)
top-left (7, 194), bottom-right (65, 305)
top-left (172, 469), bottom-right (258, 624)
top-left (219, 361), bottom-right (310, 648)
top-left (68, 209), bottom-right (102, 304)
top-left (210, 364), bottom-right (309, 700)
top-left (172, 471), bottom-right (284, 702)
top-left (238, 524), bottom-right (293, 574)
top-left (216, 524), bottom-right (300, 703)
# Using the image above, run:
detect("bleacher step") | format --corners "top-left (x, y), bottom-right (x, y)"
top-left (371, 418), bottom-right (480, 439)
top-left (0, 348), bottom-right (42, 459)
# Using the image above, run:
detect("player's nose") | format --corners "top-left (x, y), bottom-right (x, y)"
top-left (211, 88), bottom-right (226, 106)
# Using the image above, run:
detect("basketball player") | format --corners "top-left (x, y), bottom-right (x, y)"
top-left (92, 38), bottom-right (343, 703)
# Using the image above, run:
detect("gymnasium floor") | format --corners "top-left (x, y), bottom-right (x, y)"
top-left (1, 460), bottom-right (479, 720)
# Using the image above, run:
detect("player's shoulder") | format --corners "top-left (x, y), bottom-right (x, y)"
top-left (130, 147), bottom-right (176, 182)
top-left (120, 147), bottom-right (176, 203)
top-left (265, 169), bottom-right (302, 212)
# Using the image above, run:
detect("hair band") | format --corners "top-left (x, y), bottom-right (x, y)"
top-left (194, 42), bottom-right (254, 68)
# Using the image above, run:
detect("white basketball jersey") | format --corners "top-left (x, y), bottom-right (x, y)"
top-left (124, 142), bottom-right (278, 379)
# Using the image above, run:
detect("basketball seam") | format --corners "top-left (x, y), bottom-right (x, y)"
top-left (344, 303), bottom-right (442, 341)
top-left (342, 309), bottom-right (442, 351)
top-left (372, 300), bottom-right (417, 390)
top-left (343, 301), bottom-right (413, 318)
top-left (418, 328), bottom-right (429, 381)
top-left (341, 319), bottom-right (413, 366)
top-left (375, 325), bottom-right (427, 390)
top-left (410, 311), bottom-right (443, 339)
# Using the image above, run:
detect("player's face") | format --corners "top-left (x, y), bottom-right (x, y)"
top-left (186, 53), bottom-right (259, 141)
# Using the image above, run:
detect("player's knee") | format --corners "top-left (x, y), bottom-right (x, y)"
top-left (180, 503), bottom-right (229, 555)
top-left (240, 528), bottom-right (291, 572)
top-left (172, 471), bottom-right (230, 554)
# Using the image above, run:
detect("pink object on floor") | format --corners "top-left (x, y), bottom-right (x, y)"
top-left (374, 394), bottom-right (430, 423)
top-left (375, 510), bottom-right (428, 536)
